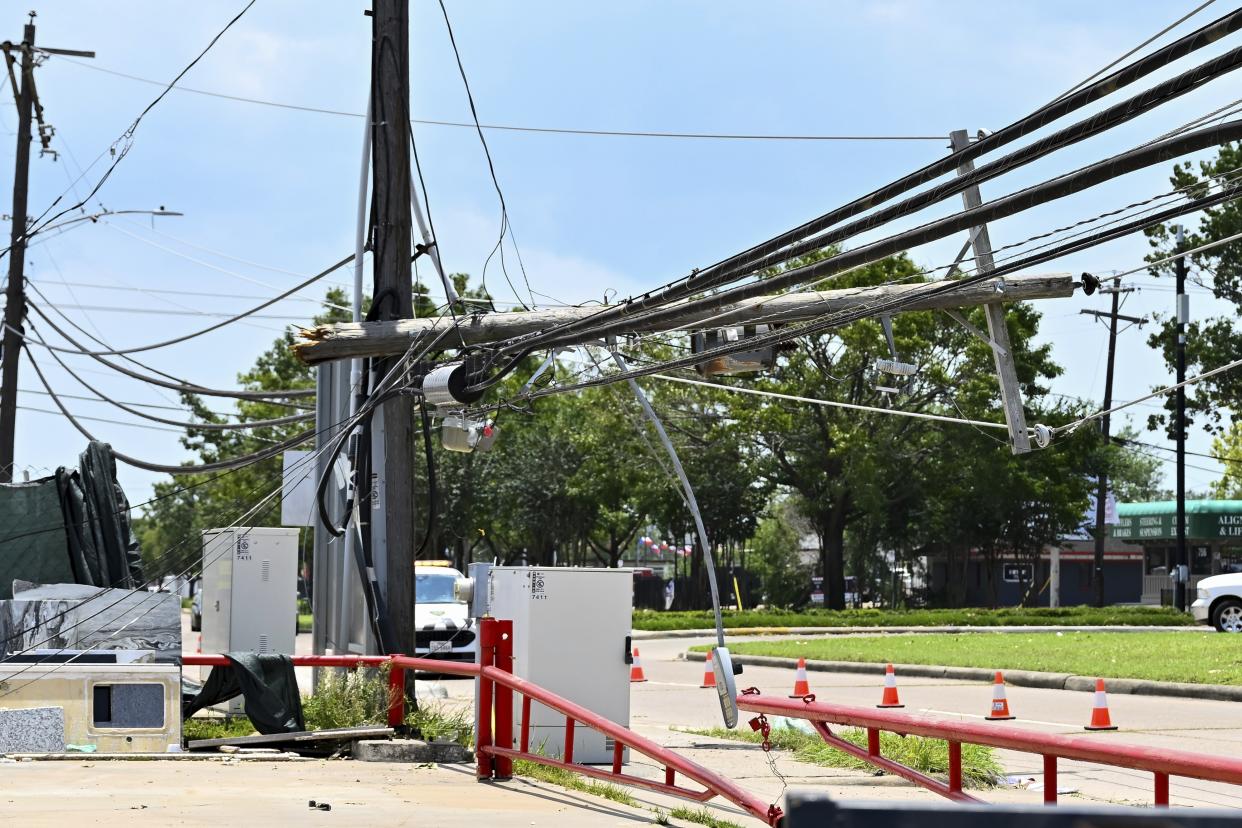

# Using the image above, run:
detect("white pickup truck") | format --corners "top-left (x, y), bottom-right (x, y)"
top-left (1191, 573), bottom-right (1242, 632)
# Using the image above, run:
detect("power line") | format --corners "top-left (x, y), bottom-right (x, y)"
top-left (1046, 0), bottom-right (1217, 104)
top-left (54, 58), bottom-right (949, 142)
top-left (435, 0), bottom-right (534, 311)
top-left (31, 324), bottom-right (313, 433)
top-left (12, 252), bottom-right (353, 356)
top-left (21, 302), bottom-right (313, 322)
top-left (1116, 435), bottom-right (1239, 466)
top-left (16, 385), bottom-right (239, 416)
top-left (104, 220), bottom-right (354, 314)
top-left (462, 9), bottom-right (1242, 361)
top-left (22, 299), bottom-right (314, 402)
top-left (651, 372), bottom-right (1010, 431)
top-left (15, 403), bottom-right (182, 433)
top-left (9, 1), bottom-right (258, 259)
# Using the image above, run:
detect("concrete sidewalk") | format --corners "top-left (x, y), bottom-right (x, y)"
top-left (0, 757), bottom-right (671, 827)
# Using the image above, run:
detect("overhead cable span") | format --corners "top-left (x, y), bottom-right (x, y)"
top-left (24, 349), bottom-right (315, 474)
top-left (528, 118), bottom-right (1242, 352)
top-left (480, 6), bottom-right (1242, 353)
top-left (20, 252), bottom-right (353, 356)
top-left (33, 331), bottom-right (313, 432)
top-left (494, 180), bottom-right (1242, 403)
top-left (24, 301), bottom-right (314, 400)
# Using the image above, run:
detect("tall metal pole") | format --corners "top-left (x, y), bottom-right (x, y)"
top-left (0, 17), bottom-right (36, 483)
top-left (1174, 225), bottom-right (1189, 612)
top-left (370, 0), bottom-right (416, 658)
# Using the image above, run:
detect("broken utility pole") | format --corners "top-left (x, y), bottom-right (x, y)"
top-left (0, 14), bottom-right (93, 483)
top-left (292, 273), bottom-right (1081, 365)
top-left (369, 0), bottom-right (416, 661)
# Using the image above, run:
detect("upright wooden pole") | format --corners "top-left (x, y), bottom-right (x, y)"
top-left (0, 18), bottom-right (36, 483)
top-left (370, 0), bottom-right (416, 658)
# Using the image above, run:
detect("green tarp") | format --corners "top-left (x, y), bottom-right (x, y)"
top-left (0, 441), bottom-right (142, 599)
top-left (183, 653), bottom-right (305, 734)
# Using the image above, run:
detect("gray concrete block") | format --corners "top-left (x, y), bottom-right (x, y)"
top-left (0, 706), bottom-right (65, 753)
top-left (352, 739), bottom-right (472, 764)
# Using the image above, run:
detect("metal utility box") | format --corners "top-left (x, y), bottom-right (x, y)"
top-left (201, 527), bottom-right (299, 709)
top-left (487, 567), bottom-right (632, 764)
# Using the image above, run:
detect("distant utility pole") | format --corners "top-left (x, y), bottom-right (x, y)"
top-left (1080, 279), bottom-right (1145, 607)
top-left (1174, 225), bottom-right (1189, 612)
top-left (0, 13), bottom-right (93, 483)
top-left (369, 0), bottom-right (416, 658)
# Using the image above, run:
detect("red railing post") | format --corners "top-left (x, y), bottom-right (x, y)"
top-left (1043, 755), bottom-right (1057, 805)
top-left (665, 766), bottom-right (675, 786)
top-left (948, 741), bottom-right (962, 793)
top-left (476, 618), bottom-right (497, 780)
top-left (520, 696), bottom-right (532, 753)
top-left (612, 739), bottom-right (624, 775)
top-left (564, 717), bottom-right (576, 763)
top-left (493, 620), bottom-right (514, 780)
top-left (867, 727), bottom-right (881, 757)
top-left (387, 660), bottom-right (405, 728)
top-left (1154, 771), bottom-right (1170, 807)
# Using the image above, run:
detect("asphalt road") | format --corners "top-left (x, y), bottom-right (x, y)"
top-left (623, 633), bottom-right (1242, 810)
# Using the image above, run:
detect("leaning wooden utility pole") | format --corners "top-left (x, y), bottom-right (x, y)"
top-left (292, 273), bottom-right (1081, 365)
top-left (369, 0), bottom-right (416, 660)
top-left (949, 129), bottom-right (1031, 454)
top-left (0, 14), bottom-right (93, 482)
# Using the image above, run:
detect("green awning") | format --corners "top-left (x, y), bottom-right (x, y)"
top-left (1114, 500), bottom-right (1242, 542)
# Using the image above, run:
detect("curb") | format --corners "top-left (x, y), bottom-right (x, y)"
top-left (634, 625), bottom-right (1204, 640)
top-left (681, 651), bottom-right (1242, 703)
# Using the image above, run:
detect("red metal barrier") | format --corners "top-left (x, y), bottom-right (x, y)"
top-left (736, 691), bottom-right (1242, 807)
top-left (185, 622), bottom-right (781, 826)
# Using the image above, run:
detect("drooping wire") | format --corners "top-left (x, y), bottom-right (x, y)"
top-left (5, 0), bottom-right (258, 261)
top-left (434, 0), bottom-right (534, 311)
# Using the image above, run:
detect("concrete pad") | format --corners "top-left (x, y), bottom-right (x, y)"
top-left (352, 739), bottom-right (472, 764)
top-left (0, 757), bottom-right (670, 827)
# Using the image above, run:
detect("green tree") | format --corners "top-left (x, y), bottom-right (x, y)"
top-left (1210, 423), bottom-right (1242, 499)
top-left (1144, 142), bottom-right (1242, 435)
top-left (138, 287), bottom-right (351, 578)
top-left (749, 499), bottom-right (809, 608)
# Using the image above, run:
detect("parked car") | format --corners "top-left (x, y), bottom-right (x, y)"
top-left (190, 576), bottom-right (202, 632)
top-left (1191, 573), bottom-right (1242, 632)
top-left (415, 563), bottom-right (477, 662)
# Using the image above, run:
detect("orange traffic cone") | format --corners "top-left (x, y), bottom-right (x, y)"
top-left (700, 648), bottom-right (717, 689)
top-left (877, 663), bottom-right (904, 708)
top-left (788, 657), bottom-right (811, 698)
top-left (630, 648), bottom-right (648, 683)
top-left (985, 671), bottom-right (1015, 720)
top-left (1085, 678), bottom-right (1118, 731)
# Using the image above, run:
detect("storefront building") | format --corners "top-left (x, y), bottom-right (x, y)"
top-left (1113, 500), bottom-right (1242, 604)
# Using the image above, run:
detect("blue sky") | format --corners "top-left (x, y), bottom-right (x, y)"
top-left (3, 1), bottom-right (1236, 503)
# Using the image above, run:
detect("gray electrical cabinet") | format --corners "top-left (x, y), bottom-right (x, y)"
top-left (487, 566), bottom-right (632, 764)
top-left (201, 527), bottom-right (300, 711)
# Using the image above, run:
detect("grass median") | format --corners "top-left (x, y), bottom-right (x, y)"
top-left (692, 631), bottom-right (1235, 685)
top-left (634, 605), bottom-right (1192, 632)
top-left (687, 725), bottom-right (1001, 789)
